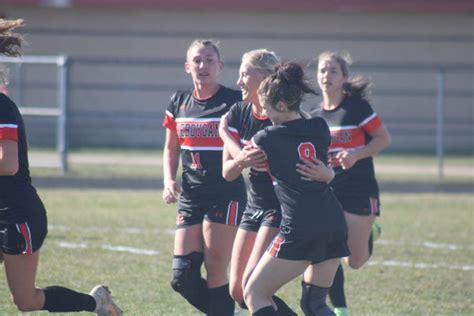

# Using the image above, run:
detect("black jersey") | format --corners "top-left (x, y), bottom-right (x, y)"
top-left (162, 86), bottom-right (245, 199)
top-left (312, 96), bottom-right (382, 199)
top-left (226, 102), bottom-right (279, 210)
top-left (0, 93), bottom-right (45, 223)
top-left (252, 117), bottom-right (346, 235)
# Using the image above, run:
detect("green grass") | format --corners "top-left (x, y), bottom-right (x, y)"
top-left (29, 149), bottom-right (473, 183)
top-left (0, 190), bottom-right (472, 315)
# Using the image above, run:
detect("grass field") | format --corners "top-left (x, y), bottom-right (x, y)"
top-left (0, 150), bottom-right (472, 315)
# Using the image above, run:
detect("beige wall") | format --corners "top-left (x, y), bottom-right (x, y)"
top-left (3, 6), bottom-right (474, 152)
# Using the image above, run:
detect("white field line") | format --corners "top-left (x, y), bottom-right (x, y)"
top-left (57, 241), bottom-right (159, 256)
top-left (49, 224), bottom-right (473, 251)
top-left (367, 260), bottom-right (474, 271)
top-left (51, 225), bottom-right (474, 270)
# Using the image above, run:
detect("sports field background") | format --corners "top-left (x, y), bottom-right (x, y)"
top-left (0, 150), bottom-right (472, 315)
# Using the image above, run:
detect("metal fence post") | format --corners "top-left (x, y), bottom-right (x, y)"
top-left (57, 55), bottom-right (69, 174)
top-left (436, 69), bottom-right (445, 179)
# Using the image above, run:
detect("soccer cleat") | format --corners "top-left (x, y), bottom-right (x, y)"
top-left (90, 285), bottom-right (123, 316)
top-left (371, 221), bottom-right (382, 241)
top-left (334, 307), bottom-right (350, 316)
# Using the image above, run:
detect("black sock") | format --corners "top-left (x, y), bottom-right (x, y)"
top-left (209, 283), bottom-right (234, 316)
top-left (42, 286), bottom-right (96, 312)
top-left (368, 233), bottom-right (374, 256)
top-left (329, 264), bottom-right (347, 308)
top-left (272, 295), bottom-right (297, 316)
top-left (253, 305), bottom-right (278, 316)
top-left (301, 281), bottom-right (333, 316)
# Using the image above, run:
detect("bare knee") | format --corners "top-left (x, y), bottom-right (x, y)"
top-left (229, 283), bottom-right (244, 305)
top-left (347, 256), bottom-right (367, 269)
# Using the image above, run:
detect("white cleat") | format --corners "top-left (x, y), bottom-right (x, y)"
top-left (90, 285), bottom-right (123, 316)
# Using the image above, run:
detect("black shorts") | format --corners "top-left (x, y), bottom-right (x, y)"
top-left (176, 196), bottom-right (246, 228)
top-left (337, 195), bottom-right (380, 216)
top-left (266, 231), bottom-right (349, 264)
top-left (0, 211), bottom-right (48, 255)
top-left (239, 207), bottom-right (281, 232)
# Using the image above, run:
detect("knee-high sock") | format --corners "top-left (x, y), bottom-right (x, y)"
top-left (209, 283), bottom-right (234, 316)
top-left (42, 286), bottom-right (96, 312)
top-left (329, 264), bottom-right (347, 308)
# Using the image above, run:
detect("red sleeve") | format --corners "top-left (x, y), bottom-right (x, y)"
top-left (360, 113), bottom-right (382, 135)
top-left (162, 110), bottom-right (177, 131)
top-left (0, 124), bottom-right (18, 142)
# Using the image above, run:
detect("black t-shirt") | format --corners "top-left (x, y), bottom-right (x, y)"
top-left (226, 102), bottom-right (279, 210)
top-left (162, 86), bottom-right (246, 200)
top-left (252, 117), bottom-right (346, 235)
top-left (0, 93), bottom-right (45, 222)
top-left (312, 95), bottom-right (382, 199)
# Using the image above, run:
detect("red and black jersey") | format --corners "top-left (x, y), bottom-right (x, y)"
top-left (252, 117), bottom-right (346, 235)
top-left (226, 102), bottom-right (279, 210)
top-left (0, 93), bottom-right (45, 223)
top-left (162, 86), bottom-right (245, 199)
top-left (312, 95), bottom-right (382, 199)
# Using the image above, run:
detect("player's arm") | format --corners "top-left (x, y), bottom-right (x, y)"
top-left (162, 128), bottom-right (181, 204)
top-left (219, 112), bottom-right (241, 158)
top-left (0, 139), bottom-right (19, 176)
top-left (337, 123), bottom-right (391, 170)
top-left (222, 144), bottom-right (267, 182)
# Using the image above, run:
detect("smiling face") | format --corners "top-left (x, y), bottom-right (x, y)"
top-left (237, 63), bottom-right (267, 105)
top-left (317, 57), bottom-right (347, 95)
top-left (185, 44), bottom-right (223, 86)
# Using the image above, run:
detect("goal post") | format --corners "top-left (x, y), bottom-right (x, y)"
top-left (0, 54), bottom-right (69, 173)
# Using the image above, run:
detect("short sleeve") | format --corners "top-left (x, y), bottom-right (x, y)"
top-left (356, 99), bottom-right (382, 135)
top-left (162, 92), bottom-right (178, 131)
top-left (0, 95), bottom-right (19, 142)
top-left (226, 103), bottom-right (242, 143)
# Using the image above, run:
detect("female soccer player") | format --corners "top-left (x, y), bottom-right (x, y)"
top-left (220, 49), bottom-right (335, 315)
top-left (162, 39), bottom-right (247, 315)
top-left (0, 18), bottom-right (122, 315)
top-left (243, 62), bottom-right (349, 316)
top-left (304, 51), bottom-right (391, 316)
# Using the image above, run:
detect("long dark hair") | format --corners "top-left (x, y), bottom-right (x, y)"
top-left (319, 51), bottom-right (371, 101)
top-left (258, 62), bottom-right (318, 112)
top-left (0, 18), bottom-right (24, 57)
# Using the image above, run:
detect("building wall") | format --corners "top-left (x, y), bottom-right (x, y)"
top-left (3, 6), bottom-right (473, 152)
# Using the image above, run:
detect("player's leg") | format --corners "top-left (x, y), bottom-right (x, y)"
top-left (328, 264), bottom-right (348, 316)
top-left (243, 226), bottom-right (296, 315)
top-left (229, 228), bottom-right (257, 307)
top-left (171, 222), bottom-right (209, 313)
top-left (302, 259), bottom-right (341, 316)
top-left (343, 212), bottom-right (376, 269)
top-left (244, 252), bottom-right (309, 314)
top-left (203, 220), bottom-right (239, 315)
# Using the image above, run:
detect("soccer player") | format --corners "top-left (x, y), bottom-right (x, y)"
top-left (244, 62), bottom-right (349, 316)
top-left (0, 18), bottom-right (122, 315)
top-left (162, 39), bottom-right (247, 315)
top-left (306, 51), bottom-right (391, 316)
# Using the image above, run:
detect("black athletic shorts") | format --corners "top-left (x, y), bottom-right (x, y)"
top-left (266, 231), bottom-right (349, 264)
top-left (176, 196), bottom-right (246, 228)
top-left (336, 195), bottom-right (380, 216)
top-left (0, 209), bottom-right (48, 255)
top-left (239, 207), bottom-right (281, 232)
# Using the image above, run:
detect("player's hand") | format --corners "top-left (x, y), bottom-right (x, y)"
top-left (296, 158), bottom-right (334, 183)
top-left (162, 180), bottom-right (181, 204)
top-left (335, 150), bottom-right (358, 170)
top-left (236, 144), bottom-right (267, 169)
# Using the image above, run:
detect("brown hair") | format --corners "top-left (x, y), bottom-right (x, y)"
top-left (318, 51), bottom-right (371, 100)
top-left (186, 39), bottom-right (221, 61)
top-left (258, 62), bottom-right (318, 112)
top-left (0, 18), bottom-right (24, 57)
